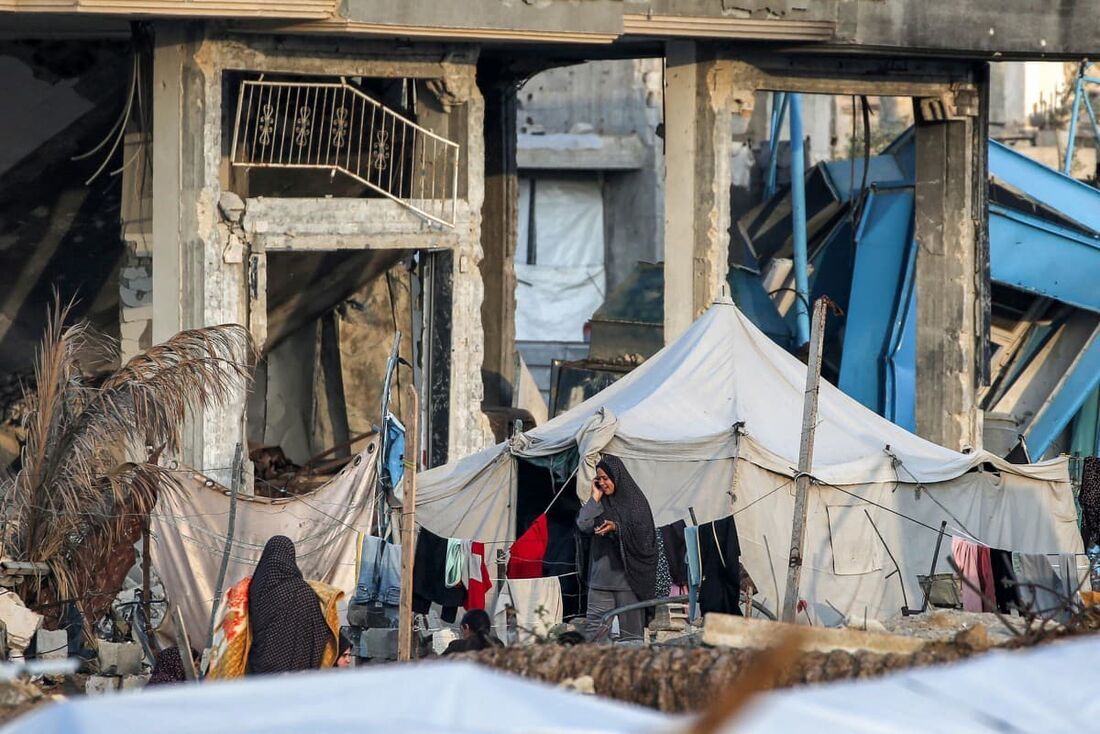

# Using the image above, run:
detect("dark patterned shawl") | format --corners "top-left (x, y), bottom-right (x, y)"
top-left (247, 536), bottom-right (331, 675)
top-left (597, 455), bottom-right (658, 601)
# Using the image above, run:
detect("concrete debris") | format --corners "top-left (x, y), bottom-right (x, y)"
top-left (119, 674), bottom-right (150, 690)
top-left (883, 609), bottom-right (1026, 646)
top-left (0, 680), bottom-right (41, 708)
top-left (84, 676), bottom-right (119, 696)
top-left (33, 629), bottom-right (68, 661)
top-left (0, 592), bottom-right (42, 661)
top-left (703, 613), bottom-right (926, 655)
top-left (218, 191), bottom-right (246, 224)
top-left (96, 642), bottom-right (142, 676)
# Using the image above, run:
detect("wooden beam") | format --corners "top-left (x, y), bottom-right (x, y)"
top-left (781, 297), bottom-right (828, 623)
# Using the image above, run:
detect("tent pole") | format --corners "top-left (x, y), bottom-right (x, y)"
top-left (781, 297), bottom-right (828, 623)
top-left (398, 383), bottom-right (420, 662)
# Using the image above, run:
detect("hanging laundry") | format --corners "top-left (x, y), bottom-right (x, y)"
top-left (698, 515), bottom-right (743, 616)
top-left (492, 576), bottom-right (563, 645)
top-left (412, 528), bottom-right (466, 623)
top-left (655, 530), bottom-right (672, 599)
top-left (444, 538), bottom-right (467, 589)
top-left (952, 538), bottom-right (995, 613)
top-left (507, 514), bottom-right (549, 579)
top-left (381, 413), bottom-right (407, 491)
top-left (351, 535), bottom-right (401, 606)
top-left (1081, 457), bottom-right (1100, 549)
top-left (1012, 552), bottom-right (1069, 619)
top-left (989, 549), bottom-right (1016, 613)
top-left (660, 520), bottom-right (689, 587)
top-left (684, 525), bottom-right (702, 588)
top-left (543, 516), bottom-right (583, 619)
top-left (465, 541), bottom-right (492, 611)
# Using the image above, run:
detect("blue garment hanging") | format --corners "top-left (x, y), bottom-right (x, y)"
top-left (382, 413), bottom-right (407, 491)
top-left (684, 525), bottom-right (702, 620)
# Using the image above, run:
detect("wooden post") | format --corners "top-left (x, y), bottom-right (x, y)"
top-left (781, 297), bottom-right (829, 623)
top-left (398, 383), bottom-right (419, 662)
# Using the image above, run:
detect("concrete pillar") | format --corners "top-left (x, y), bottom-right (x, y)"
top-left (477, 71), bottom-right (519, 409)
top-left (913, 97), bottom-right (984, 451)
top-left (152, 24), bottom-right (248, 482)
top-left (662, 43), bottom-right (753, 342)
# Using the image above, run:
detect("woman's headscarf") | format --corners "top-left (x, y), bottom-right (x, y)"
top-left (147, 646), bottom-right (196, 686)
top-left (596, 454), bottom-right (658, 601)
top-left (247, 535), bottom-right (332, 674)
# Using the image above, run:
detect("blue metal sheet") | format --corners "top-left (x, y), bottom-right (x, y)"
top-left (837, 188), bottom-right (916, 426)
top-left (989, 140), bottom-right (1100, 235)
top-left (989, 204), bottom-right (1100, 313)
top-left (1027, 325), bottom-right (1100, 458)
top-left (821, 156), bottom-right (908, 202)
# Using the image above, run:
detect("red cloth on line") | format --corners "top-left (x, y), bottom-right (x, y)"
top-left (507, 514), bottom-right (549, 579)
top-left (952, 537), bottom-right (996, 612)
top-left (466, 541), bottom-right (492, 610)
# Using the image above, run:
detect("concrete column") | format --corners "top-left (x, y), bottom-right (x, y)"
top-left (662, 43), bottom-right (752, 343)
top-left (477, 71), bottom-right (519, 409)
top-left (446, 76), bottom-right (495, 460)
top-left (152, 24), bottom-right (248, 482)
top-left (913, 100), bottom-right (983, 451)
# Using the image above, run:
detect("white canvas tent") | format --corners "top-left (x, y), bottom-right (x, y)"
top-left (413, 298), bottom-right (1085, 623)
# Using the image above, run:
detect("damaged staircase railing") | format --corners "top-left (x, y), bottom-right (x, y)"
top-left (231, 78), bottom-right (460, 228)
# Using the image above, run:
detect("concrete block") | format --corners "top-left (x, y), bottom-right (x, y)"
top-left (85, 676), bottom-right (119, 696)
top-left (361, 628), bottom-right (397, 661)
top-left (121, 304), bottom-right (153, 323)
top-left (120, 674), bottom-right (150, 690)
top-left (219, 191), bottom-right (246, 223)
top-left (34, 629), bottom-right (68, 661)
top-left (702, 614), bottom-right (926, 655)
top-left (98, 641), bottom-right (142, 676)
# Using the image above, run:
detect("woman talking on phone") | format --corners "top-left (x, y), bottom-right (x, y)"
top-left (576, 454), bottom-right (657, 641)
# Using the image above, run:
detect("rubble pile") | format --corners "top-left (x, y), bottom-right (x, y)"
top-left (456, 628), bottom-right (998, 713)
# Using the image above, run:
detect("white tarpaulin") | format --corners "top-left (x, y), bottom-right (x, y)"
top-left (4, 661), bottom-right (671, 734)
top-left (151, 439), bottom-right (377, 640)
top-left (732, 635), bottom-right (1100, 733)
top-left (515, 176), bottom-right (606, 342)
top-left (413, 298), bottom-right (1084, 622)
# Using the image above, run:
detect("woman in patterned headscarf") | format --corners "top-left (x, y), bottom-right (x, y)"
top-left (146, 646), bottom-right (197, 686)
top-left (206, 536), bottom-right (344, 680)
top-left (576, 454), bottom-right (657, 641)
top-left (246, 535), bottom-right (335, 674)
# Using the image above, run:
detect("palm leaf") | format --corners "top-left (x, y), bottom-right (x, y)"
top-left (0, 300), bottom-right (255, 616)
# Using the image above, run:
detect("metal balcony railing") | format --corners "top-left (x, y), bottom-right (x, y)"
top-left (231, 79), bottom-right (460, 228)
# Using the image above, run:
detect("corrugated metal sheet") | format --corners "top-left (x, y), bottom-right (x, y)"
top-left (0, 1), bottom-right (333, 19)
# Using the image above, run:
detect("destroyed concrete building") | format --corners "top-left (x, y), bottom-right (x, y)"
top-left (3, 0), bottom-right (1100, 490)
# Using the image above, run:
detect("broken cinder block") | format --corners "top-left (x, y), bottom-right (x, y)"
top-left (34, 628), bottom-right (68, 661)
top-left (97, 641), bottom-right (142, 676)
top-left (120, 674), bottom-right (150, 690)
top-left (85, 676), bottom-right (120, 696)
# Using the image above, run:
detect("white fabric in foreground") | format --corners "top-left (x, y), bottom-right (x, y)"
top-left (732, 635), bottom-right (1100, 733)
top-left (151, 440), bottom-right (377, 641)
top-left (3, 661), bottom-right (671, 734)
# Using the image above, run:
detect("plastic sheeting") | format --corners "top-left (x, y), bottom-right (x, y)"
top-left (151, 439), bottom-right (377, 640)
top-left (412, 299), bottom-right (1084, 620)
top-left (515, 176), bottom-right (606, 342)
top-left (733, 635), bottom-right (1100, 733)
top-left (4, 662), bottom-right (671, 734)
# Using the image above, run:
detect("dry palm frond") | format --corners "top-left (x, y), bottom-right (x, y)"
top-left (0, 300), bottom-right (256, 615)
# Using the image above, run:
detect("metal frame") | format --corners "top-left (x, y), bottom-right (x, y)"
top-left (231, 78), bottom-right (461, 228)
top-left (1063, 60), bottom-right (1100, 176)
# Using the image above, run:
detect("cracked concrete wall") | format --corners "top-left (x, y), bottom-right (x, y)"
top-left (153, 25), bottom-right (249, 484)
top-left (152, 25), bottom-right (491, 474)
top-left (448, 79), bottom-right (497, 460)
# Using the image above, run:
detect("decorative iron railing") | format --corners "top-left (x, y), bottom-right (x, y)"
top-left (231, 79), bottom-right (460, 228)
